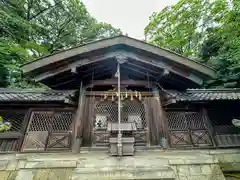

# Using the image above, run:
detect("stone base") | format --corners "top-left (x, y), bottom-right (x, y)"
top-left (0, 149), bottom-right (239, 179)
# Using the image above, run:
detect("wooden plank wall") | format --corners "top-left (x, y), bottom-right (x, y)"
top-left (82, 96), bottom-right (95, 146)
top-left (144, 97), bottom-right (162, 145)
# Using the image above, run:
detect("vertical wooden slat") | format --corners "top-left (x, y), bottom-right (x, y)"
top-left (157, 94), bottom-right (170, 148)
top-left (82, 96), bottom-right (89, 145)
top-left (17, 109), bottom-right (31, 151)
top-left (202, 108), bottom-right (216, 147)
top-left (72, 83), bottom-right (84, 153)
top-left (145, 96), bottom-right (161, 145)
top-left (88, 96), bottom-right (95, 145)
top-left (143, 98), bottom-right (151, 146)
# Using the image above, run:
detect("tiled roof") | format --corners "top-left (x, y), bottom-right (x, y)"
top-left (168, 89), bottom-right (240, 102)
top-left (0, 89), bottom-right (76, 103)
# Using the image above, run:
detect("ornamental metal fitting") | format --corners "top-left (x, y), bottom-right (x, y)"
top-left (115, 52), bottom-right (128, 64)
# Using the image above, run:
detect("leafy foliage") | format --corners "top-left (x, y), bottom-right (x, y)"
top-left (145, 0), bottom-right (240, 88)
top-left (0, 0), bottom-right (122, 88)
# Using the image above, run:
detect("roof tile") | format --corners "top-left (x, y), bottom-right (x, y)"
top-left (0, 89), bottom-right (75, 103)
top-left (169, 89), bottom-right (240, 102)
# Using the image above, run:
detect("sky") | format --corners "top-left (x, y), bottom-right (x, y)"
top-left (81, 0), bottom-right (178, 40)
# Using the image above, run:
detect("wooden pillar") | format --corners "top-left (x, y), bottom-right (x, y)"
top-left (202, 108), bottom-right (217, 147)
top-left (72, 82), bottom-right (85, 153)
top-left (153, 87), bottom-right (169, 148)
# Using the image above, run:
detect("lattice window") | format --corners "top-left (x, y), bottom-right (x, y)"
top-left (167, 110), bottom-right (213, 147)
top-left (0, 111), bottom-right (27, 152)
top-left (94, 101), bottom-right (118, 128)
top-left (170, 131), bottom-right (191, 146)
top-left (0, 111), bottom-right (26, 132)
top-left (22, 110), bottom-right (74, 152)
top-left (121, 98), bottom-right (146, 129)
top-left (186, 112), bottom-right (205, 129)
top-left (27, 111), bottom-right (73, 132)
top-left (167, 112), bottom-right (187, 130)
top-left (93, 98), bottom-right (147, 146)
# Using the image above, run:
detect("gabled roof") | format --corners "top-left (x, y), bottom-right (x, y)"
top-left (168, 88), bottom-right (240, 102)
top-left (21, 36), bottom-right (216, 90)
top-left (0, 89), bottom-right (76, 104)
top-left (22, 35), bottom-right (215, 77)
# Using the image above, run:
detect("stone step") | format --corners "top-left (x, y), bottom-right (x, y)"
top-left (71, 166), bottom-right (175, 180)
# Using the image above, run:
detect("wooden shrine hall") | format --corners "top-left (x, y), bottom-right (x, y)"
top-left (1, 35), bottom-right (240, 155)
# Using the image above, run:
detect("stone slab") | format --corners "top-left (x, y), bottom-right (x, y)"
top-left (72, 168), bottom-right (175, 180)
top-left (16, 170), bottom-right (34, 180)
top-left (0, 171), bottom-right (10, 180)
top-left (0, 161), bottom-right (8, 171)
top-left (25, 160), bottom-right (77, 169)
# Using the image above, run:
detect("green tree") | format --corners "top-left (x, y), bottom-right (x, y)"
top-left (145, 0), bottom-right (240, 88)
top-left (145, 0), bottom-right (229, 57)
top-left (0, 0), bottom-right (122, 88)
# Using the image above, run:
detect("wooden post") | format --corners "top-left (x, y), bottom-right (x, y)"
top-left (72, 82), bottom-right (85, 153)
top-left (153, 87), bottom-right (169, 148)
top-left (18, 110), bottom-right (32, 151)
top-left (202, 108), bottom-right (217, 147)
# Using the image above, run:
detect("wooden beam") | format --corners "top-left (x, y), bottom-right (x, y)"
top-left (86, 79), bottom-right (155, 88)
top-left (0, 132), bottom-right (22, 139)
top-left (121, 65), bottom-right (157, 79)
top-left (85, 91), bottom-right (153, 96)
top-left (82, 68), bottom-right (111, 79)
top-left (22, 36), bottom-right (215, 78)
top-left (34, 53), bottom-right (116, 81)
top-left (126, 61), bottom-right (159, 75)
top-left (32, 50), bottom-right (206, 86)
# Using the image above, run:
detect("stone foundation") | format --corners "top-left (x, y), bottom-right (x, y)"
top-left (0, 149), bottom-right (239, 180)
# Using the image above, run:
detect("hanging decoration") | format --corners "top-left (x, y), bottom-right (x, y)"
top-left (101, 90), bottom-right (146, 101)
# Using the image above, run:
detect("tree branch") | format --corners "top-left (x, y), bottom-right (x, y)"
top-left (29, 1), bottom-right (61, 20)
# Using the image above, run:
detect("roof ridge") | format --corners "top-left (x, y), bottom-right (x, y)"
top-left (21, 35), bottom-right (214, 71)
top-left (0, 88), bottom-right (75, 93)
top-left (187, 88), bottom-right (240, 93)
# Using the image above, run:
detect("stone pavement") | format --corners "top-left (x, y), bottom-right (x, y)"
top-left (0, 149), bottom-right (239, 179)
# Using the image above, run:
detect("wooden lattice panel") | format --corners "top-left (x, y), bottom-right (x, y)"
top-left (93, 98), bottom-right (147, 146)
top-left (28, 111), bottom-right (73, 132)
top-left (22, 110), bottom-right (74, 152)
top-left (167, 111), bottom-right (213, 147)
top-left (22, 132), bottom-right (48, 151)
top-left (191, 130), bottom-right (212, 146)
top-left (46, 132), bottom-right (71, 150)
top-left (122, 99), bottom-right (146, 129)
top-left (0, 111), bottom-right (26, 132)
top-left (167, 112), bottom-right (187, 130)
top-left (186, 112), bottom-right (205, 130)
top-left (170, 131), bottom-right (191, 147)
top-left (0, 110), bottom-right (27, 152)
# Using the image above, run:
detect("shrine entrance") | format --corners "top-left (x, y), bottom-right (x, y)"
top-left (81, 89), bottom-right (152, 149)
top-left (92, 96), bottom-right (148, 147)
